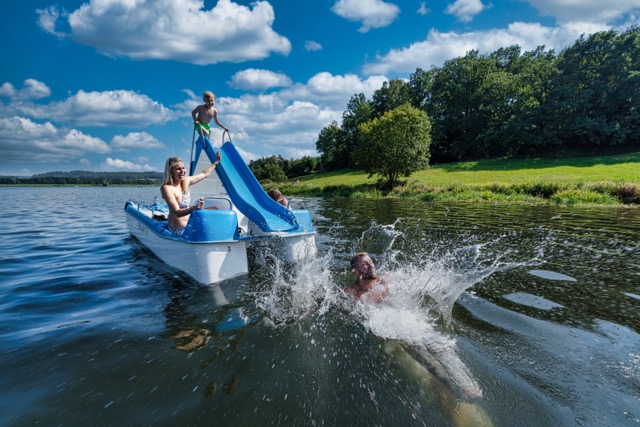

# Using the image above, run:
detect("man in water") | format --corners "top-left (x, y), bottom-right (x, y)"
top-left (344, 252), bottom-right (389, 303)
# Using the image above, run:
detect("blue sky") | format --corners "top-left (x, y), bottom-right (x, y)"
top-left (1, 0), bottom-right (638, 176)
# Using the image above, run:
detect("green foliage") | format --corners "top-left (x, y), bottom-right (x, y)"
top-left (357, 104), bottom-right (432, 188)
top-left (315, 121), bottom-right (346, 171)
top-left (249, 155), bottom-right (288, 182)
top-left (544, 28), bottom-right (640, 150)
top-left (314, 27), bottom-right (640, 166)
top-left (371, 79), bottom-right (412, 117)
top-left (316, 94), bottom-right (373, 172)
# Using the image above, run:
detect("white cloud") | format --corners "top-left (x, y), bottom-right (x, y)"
top-left (36, 5), bottom-right (65, 38)
top-left (0, 79), bottom-right (51, 101)
top-left (40, 0), bottom-right (290, 65)
top-left (279, 72), bottom-right (388, 108)
top-left (105, 157), bottom-right (155, 171)
top-left (111, 132), bottom-right (165, 151)
top-left (523, 0), bottom-right (640, 24)
top-left (228, 69), bottom-right (293, 91)
top-left (363, 21), bottom-right (610, 75)
top-left (0, 116), bottom-right (110, 162)
top-left (332, 0), bottom-right (400, 32)
top-left (445, 0), bottom-right (486, 23)
top-left (210, 72), bottom-right (388, 159)
top-left (305, 41), bottom-right (324, 51)
top-left (417, 2), bottom-right (430, 15)
top-left (13, 90), bottom-right (174, 127)
top-left (0, 83), bottom-right (15, 98)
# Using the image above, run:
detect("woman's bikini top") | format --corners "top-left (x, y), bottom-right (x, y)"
top-left (178, 191), bottom-right (190, 209)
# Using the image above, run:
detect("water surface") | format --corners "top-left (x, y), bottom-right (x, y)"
top-left (1, 187), bottom-right (638, 426)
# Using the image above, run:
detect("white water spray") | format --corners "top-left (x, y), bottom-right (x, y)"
top-left (255, 221), bottom-right (525, 404)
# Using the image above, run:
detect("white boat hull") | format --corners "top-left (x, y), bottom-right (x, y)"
top-left (125, 207), bottom-right (248, 283)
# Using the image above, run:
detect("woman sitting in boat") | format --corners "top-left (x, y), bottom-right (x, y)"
top-left (161, 150), bottom-right (222, 236)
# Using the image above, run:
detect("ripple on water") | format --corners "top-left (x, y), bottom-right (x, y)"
top-left (528, 269), bottom-right (577, 281)
top-left (502, 292), bottom-right (565, 310)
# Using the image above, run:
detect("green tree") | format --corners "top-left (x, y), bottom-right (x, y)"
top-left (315, 121), bottom-right (345, 171)
top-left (429, 50), bottom-right (494, 161)
top-left (546, 28), bottom-right (640, 150)
top-left (371, 79), bottom-right (412, 118)
top-left (357, 104), bottom-right (432, 188)
top-left (249, 156), bottom-right (287, 182)
top-left (408, 67), bottom-right (436, 111)
top-left (287, 156), bottom-right (319, 178)
top-left (341, 93), bottom-right (373, 168)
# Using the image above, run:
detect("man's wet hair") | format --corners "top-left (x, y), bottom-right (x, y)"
top-left (350, 252), bottom-right (370, 268)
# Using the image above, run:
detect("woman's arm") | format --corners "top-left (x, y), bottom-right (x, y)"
top-left (188, 150), bottom-right (222, 186)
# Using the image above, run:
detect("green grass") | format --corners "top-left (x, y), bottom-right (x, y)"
top-left (274, 152), bottom-right (640, 206)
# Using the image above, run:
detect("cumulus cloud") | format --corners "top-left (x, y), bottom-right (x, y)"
top-left (0, 116), bottom-right (110, 163)
top-left (209, 72), bottom-right (388, 159)
top-left (523, 0), bottom-right (640, 24)
top-left (0, 79), bottom-right (51, 101)
top-left (363, 21), bottom-right (610, 75)
top-left (105, 157), bottom-right (155, 171)
top-left (278, 72), bottom-right (388, 108)
top-left (332, 0), bottom-right (400, 32)
top-left (305, 41), bottom-right (324, 51)
top-left (38, 0), bottom-right (291, 65)
top-left (228, 69), bottom-right (293, 91)
top-left (445, 0), bottom-right (486, 23)
top-left (12, 90), bottom-right (174, 127)
top-left (111, 132), bottom-right (165, 151)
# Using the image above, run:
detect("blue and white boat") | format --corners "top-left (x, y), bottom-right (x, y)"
top-left (125, 134), bottom-right (316, 284)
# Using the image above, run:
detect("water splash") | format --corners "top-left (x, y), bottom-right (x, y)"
top-left (254, 221), bottom-right (530, 404)
top-left (253, 248), bottom-right (340, 325)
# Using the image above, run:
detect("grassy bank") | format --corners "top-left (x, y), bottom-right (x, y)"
top-left (275, 152), bottom-right (640, 206)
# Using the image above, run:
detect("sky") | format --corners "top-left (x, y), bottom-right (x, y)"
top-left (1, 0), bottom-right (638, 176)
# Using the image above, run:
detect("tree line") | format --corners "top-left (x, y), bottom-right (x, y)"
top-left (0, 170), bottom-right (163, 185)
top-left (251, 27), bottom-right (640, 185)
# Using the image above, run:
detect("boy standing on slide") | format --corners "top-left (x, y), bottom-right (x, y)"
top-left (192, 91), bottom-right (229, 137)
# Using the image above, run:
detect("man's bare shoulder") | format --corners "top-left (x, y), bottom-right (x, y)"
top-left (344, 283), bottom-right (358, 296)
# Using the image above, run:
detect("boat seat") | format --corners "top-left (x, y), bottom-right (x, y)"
top-left (203, 197), bottom-right (232, 211)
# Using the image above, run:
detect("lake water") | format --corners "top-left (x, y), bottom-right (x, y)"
top-left (1, 186), bottom-right (638, 426)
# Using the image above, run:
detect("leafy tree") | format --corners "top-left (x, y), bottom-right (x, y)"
top-left (286, 156), bottom-right (319, 177)
top-left (429, 50), bottom-right (497, 161)
top-left (408, 67), bottom-right (436, 111)
top-left (546, 28), bottom-right (640, 150)
top-left (371, 79), bottom-right (412, 118)
top-left (249, 155), bottom-right (287, 182)
top-left (315, 121), bottom-right (345, 171)
top-left (357, 104), bottom-right (432, 188)
top-left (507, 46), bottom-right (559, 154)
top-left (341, 93), bottom-right (373, 168)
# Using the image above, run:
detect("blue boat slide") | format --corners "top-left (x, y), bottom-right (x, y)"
top-left (191, 135), bottom-right (300, 233)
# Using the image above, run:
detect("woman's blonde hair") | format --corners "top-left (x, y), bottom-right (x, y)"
top-left (163, 157), bottom-right (185, 185)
